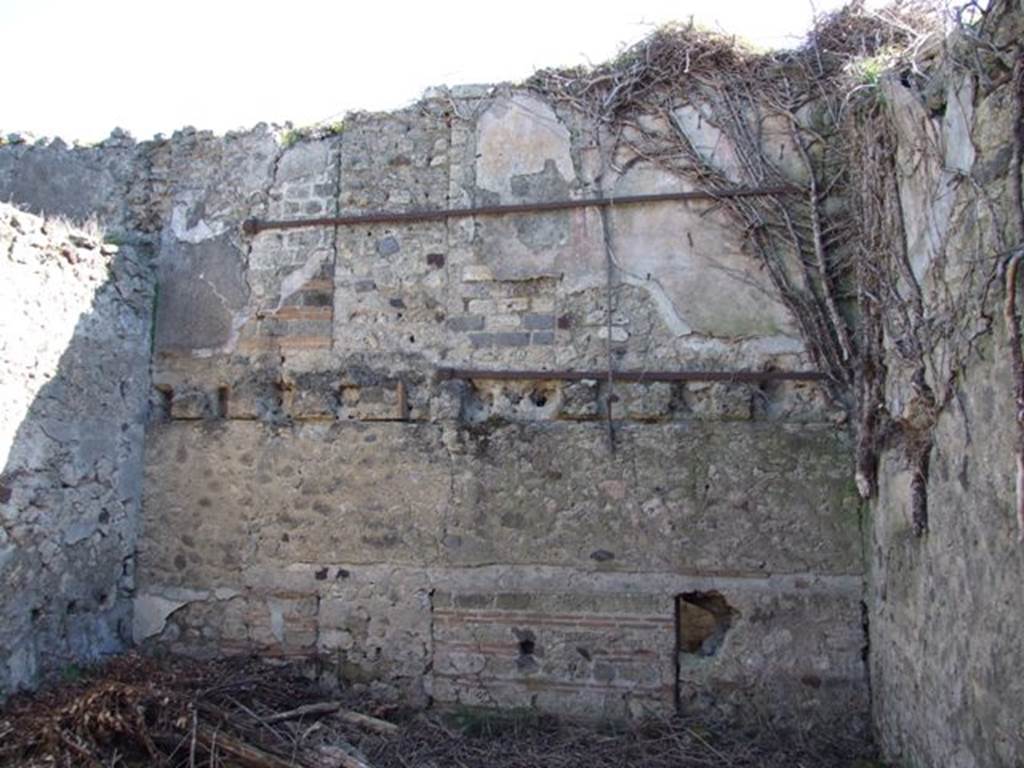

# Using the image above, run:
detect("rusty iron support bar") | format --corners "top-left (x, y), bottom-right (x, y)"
top-left (435, 368), bottom-right (826, 384)
top-left (242, 186), bottom-right (794, 235)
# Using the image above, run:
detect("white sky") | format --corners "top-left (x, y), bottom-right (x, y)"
top-left (1, 0), bottom-right (858, 142)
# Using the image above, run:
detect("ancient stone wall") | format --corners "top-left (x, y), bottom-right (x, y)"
top-left (0, 203), bottom-right (154, 695)
top-left (0, 90), bottom-right (865, 730)
top-left (134, 89), bottom-right (861, 731)
top-left (4, 9), bottom-right (1024, 762)
top-left (866, 25), bottom-right (1024, 766)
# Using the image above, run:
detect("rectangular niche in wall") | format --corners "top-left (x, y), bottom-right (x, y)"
top-left (676, 591), bottom-right (736, 658)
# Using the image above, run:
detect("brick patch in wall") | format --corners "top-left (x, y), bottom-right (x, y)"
top-left (430, 590), bottom-right (676, 716)
top-left (237, 274), bottom-right (335, 353)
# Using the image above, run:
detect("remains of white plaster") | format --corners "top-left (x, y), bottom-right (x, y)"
top-left (133, 590), bottom-right (208, 642)
top-left (475, 93), bottom-right (576, 198)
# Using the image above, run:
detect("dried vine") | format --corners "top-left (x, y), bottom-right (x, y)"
top-left (527, 0), bottom-right (1018, 537)
top-left (526, 10), bottom-right (901, 400)
top-left (1006, 51), bottom-right (1024, 541)
top-left (846, 95), bottom-right (942, 534)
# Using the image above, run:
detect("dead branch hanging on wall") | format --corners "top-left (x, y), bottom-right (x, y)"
top-left (527, 1), bottom-right (1017, 537)
top-left (1005, 51), bottom-right (1024, 542)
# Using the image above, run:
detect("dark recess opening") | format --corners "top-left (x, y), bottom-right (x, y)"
top-left (676, 591), bottom-right (736, 657)
top-left (216, 385), bottom-right (230, 418)
top-left (155, 386), bottom-right (173, 420)
top-left (513, 627), bottom-right (539, 672)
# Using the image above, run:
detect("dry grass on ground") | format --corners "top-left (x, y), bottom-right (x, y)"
top-left (0, 653), bottom-right (881, 768)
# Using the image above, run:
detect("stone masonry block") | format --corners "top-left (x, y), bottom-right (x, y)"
top-left (170, 390), bottom-right (214, 420)
top-left (446, 315), bottom-right (486, 332)
top-left (523, 313), bottom-right (556, 330)
top-left (468, 332), bottom-right (530, 348)
top-left (462, 265), bottom-right (495, 282)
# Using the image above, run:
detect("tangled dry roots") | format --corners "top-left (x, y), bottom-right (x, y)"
top-left (528, 1), bottom-right (942, 119)
top-left (527, 1), bottom-right (1013, 531)
top-left (526, 1), bottom-right (947, 395)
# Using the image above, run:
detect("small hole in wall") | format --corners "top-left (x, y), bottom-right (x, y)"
top-left (513, 627), bottom-right (538, 657)
top-left (155, 386), bottom-right (173, 420)
top-left (217, 386), bottom-right (230, 418)
top-left (676, 591), bottom-right (736, 657)
top-left (514, 628), bottom-right (540, 673)
top-left (529, 390), bottom-right (548, 407)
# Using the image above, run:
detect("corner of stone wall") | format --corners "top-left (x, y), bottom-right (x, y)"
top-left (0, 198), bottom-right (156, 696)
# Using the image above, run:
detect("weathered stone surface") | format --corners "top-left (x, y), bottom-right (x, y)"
top-left (138, 421), bottom-right (452, 587)
top-left (444, 422), bottom-right (860, 574)
top-left (155, 232), bottom-right (249, 352)
top-left (867, 64), bottom-right (1024, 768)
top-left (676, 585), bottom-right (865, 730)
top-left (870, 328), bottom-right (1024, 768)
top-left (475, 93), bottom-right (576, 198)
top-left (0, 204), bottom-right (153, 696)
top-left (430, 568), bottom-right (863, 730)
top-left (0, 81), bottom-right (858, 731)
top-left (885, 74), bottom-right (976, 284)
top-left (145, 419), bottom-right (860, 578)
top-left (133, 589), bottom-right (206, 642)
top-left (2, 10), bottom-right (1023, 759)
top-left (134, 409), bottom-right (862, 720)
top-left (0, 140), bottom-right (135, 226)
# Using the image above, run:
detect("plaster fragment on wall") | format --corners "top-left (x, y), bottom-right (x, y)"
top-left (268, 600), bottom-right (286, 644)
top-left (170, 205), bottom-right (227, 244)
top-left (609, 164), bottom-right (795, 339)
top-left (276, 248), bottom-right (331, 310)
top-left (133, 589), bottom-right (207, 642)
top-left (476, 93), bottom-right (575, 198)
top-left (885, 76), bottom-right (976, 285)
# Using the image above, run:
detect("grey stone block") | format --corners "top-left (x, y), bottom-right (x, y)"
top-left (376, 236), bottom-right (400, 256)
top-left (523, 313), bottom-right (556, 330)
top-left (468, 332), bottom-right (530, 348)
top-left (447, 315), bottom-right (486, 332)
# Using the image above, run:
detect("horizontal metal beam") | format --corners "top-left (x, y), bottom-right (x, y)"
top-left (242, 186), bottom-right (792, 235)
top-left (435, 368), bottom-right (826, 384)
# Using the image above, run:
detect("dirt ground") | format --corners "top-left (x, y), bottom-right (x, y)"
top-left (0, 653), bottom-right (882, 767)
